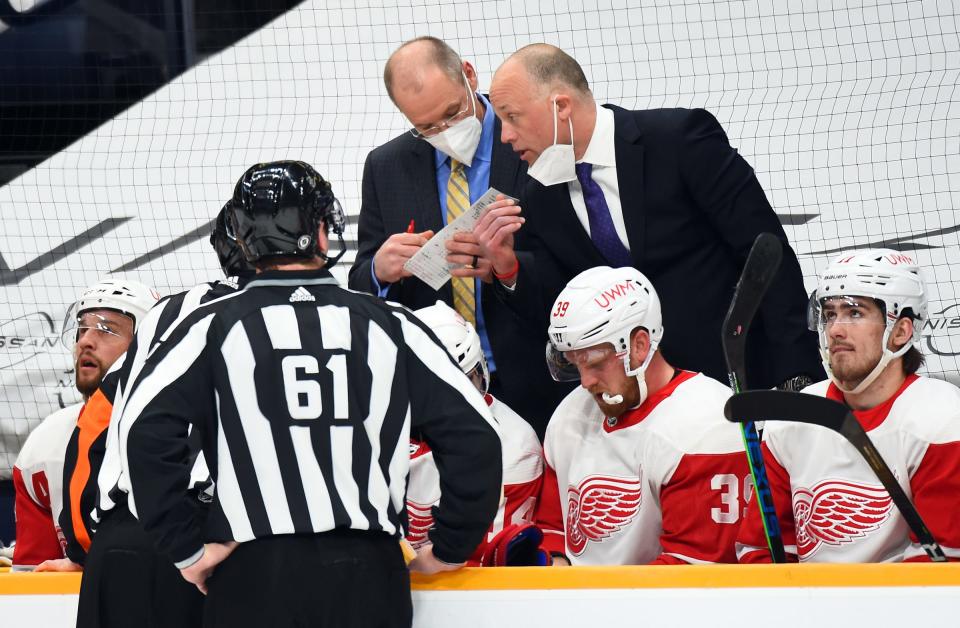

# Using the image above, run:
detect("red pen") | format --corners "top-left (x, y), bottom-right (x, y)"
top-left (406, 219), bottom-right (416, 233)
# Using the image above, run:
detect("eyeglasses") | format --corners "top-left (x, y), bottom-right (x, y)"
top-left (407, 74), bottom-right (474, 139)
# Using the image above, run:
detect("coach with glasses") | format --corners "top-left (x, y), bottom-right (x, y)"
top-left (348, 36), bottom-right (569, 439)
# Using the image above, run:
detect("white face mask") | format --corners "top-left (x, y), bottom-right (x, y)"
top-left (423, 74), bottom-right (483, 167)
top-left (527, 99), bottom-right (576, 186)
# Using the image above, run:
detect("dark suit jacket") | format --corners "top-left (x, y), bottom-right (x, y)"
top-left (348, 116), bottom-right (569, 438)
top-left (499, 106), bottom-right (823, 389)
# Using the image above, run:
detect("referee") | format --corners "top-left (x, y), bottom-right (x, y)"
top-left (121, 161), bottom-right (503, 628)
top-left (70, 202), bottom-right (253, 628)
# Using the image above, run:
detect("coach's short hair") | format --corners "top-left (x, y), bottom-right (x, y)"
top-left (511, 44), bottom-right (591, 95)
top-left (384, 36), bottom-right (462, 102)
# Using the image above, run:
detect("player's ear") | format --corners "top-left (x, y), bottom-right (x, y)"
top-left (629, 327), bottom-right (650, 370)
top-left (889, 316), bottom-right (914, 351)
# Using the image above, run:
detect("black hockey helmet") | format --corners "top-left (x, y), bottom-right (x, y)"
top-left (231, 160), bottom-right (346, 266)
top-left (210, 200), bottom-right (254, 278)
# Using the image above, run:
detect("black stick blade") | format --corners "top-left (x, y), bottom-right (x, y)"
top-left (725, 390), bottom-right (849, 432)
top-left (722, 233), bottom-right (783, 387)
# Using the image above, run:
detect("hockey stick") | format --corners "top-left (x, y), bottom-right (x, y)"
top-left (722, 232), bottom-right (787, 562)
top-left (725, 390), bottom-right (947, 562)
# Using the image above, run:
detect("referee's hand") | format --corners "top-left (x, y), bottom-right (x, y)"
top-left (408, 544), bottom-right (465, 575)
top-left (180, 541), bottom-right (238, 595)
top-left (35, 558), bottom-right (83, 572)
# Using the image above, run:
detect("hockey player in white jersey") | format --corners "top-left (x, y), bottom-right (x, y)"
top-left (411, 302), bottom-right (545, 566)
top-left (11, 404), bottom-right (82, 570)
top-left (13, 278), bottom-right (156, 571)
top-left (536, 266), bottom-right (750, 565)
top-left (738, 249), bottom-right (960, 563)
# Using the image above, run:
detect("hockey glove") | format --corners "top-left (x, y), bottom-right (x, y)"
top-left (480, 523), bottom-right (551, 567)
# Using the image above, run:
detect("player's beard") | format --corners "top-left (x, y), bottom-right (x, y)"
top-left (590, 377), bottom-right (640, 419)
top-left (828, 341), bottom-right (883, 389)
top-left (75, 354), bottom-right (105, 397)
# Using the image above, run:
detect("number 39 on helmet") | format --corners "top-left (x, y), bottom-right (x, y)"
top-left (546, 266), bottom-right (664, 383)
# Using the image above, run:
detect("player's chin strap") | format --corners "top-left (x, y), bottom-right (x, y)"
top-left (823, 327), bottom-right (913, 395)
top-left (601, 342), bottom-right (660, 407)
top-left (320, 232), bottom-right (347, 268)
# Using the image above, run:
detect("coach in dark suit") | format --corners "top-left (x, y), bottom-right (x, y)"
top-left (477, 44), bottom-right (822, 390)
top-left (348, 37), bottom-right (567, 437)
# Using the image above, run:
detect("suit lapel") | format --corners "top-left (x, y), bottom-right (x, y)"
top-left (489, 117), bottom-right (522, 193)
top-left (405, 136), bottom-right (444, 234)
top-left (608, 105), bottom-right (645, 266)
top-left (531, 181), bottom-right (606, 271)
top-left (402, 135), bottom-right (450, 301)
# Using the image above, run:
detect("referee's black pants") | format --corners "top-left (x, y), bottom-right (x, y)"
top-left (0, 478), bottom-right (14, 545)
top-left (203, 529), bottom-right (412, 628)
top-left (77, 507), bottom-right (204, 628)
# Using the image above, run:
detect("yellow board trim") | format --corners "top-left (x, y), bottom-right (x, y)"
top-left (411, 563), bottom-right (960, 590)
top-left (0, 573), bottom-right (83, 595)
top-left (2, 564), bottom-right (959, 595)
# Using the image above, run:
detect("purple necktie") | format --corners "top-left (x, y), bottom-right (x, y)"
top-left (575, 162), bottom-right (633, 267)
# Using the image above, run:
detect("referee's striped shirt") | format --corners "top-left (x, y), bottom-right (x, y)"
top-left (95, 279), bottom-right (240, 523)
top-left (120, 269), bottom-right (503, 568)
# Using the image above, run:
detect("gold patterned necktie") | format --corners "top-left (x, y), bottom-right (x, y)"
top-left (446, 160), bottom-right (476, 326)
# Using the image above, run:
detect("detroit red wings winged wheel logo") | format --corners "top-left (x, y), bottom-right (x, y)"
top-left (566, 475), bottom-right (643, 555)
top-left (793, 479), bottom-right (894, 558)
top-left (406, 500), bottom-right (434, 549)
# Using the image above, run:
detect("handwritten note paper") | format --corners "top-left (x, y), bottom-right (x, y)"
top-left (403, 187), bottom-right (517, 290)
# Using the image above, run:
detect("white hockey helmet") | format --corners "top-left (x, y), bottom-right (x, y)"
top-left (61, 278), bottom-right (160, 349)
top-left (414, 301), bottom-right (490, 395)
top-left (808, 249), bottom-right (927, 393)
top-left (547, 266), bottom-right (663, 404)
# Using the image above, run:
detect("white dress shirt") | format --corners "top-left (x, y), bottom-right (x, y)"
top-left (567, 103), bottom-right (630, 252)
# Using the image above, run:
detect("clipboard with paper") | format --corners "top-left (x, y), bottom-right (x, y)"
top-left (402, 187), bottom-right (517, 291)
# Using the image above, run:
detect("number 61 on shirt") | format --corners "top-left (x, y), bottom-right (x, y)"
top-left (281, 354), bottom-right (348, 420)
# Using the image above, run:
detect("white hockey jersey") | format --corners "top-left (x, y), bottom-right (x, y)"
top-left (536, 371), bottom-right (749, 565)
top-left (737, 375), bottom-right (960, 563)
top-left (12, 403), bottom-right (83, 569)
top-left (406, 394), bottom-right (542, 565)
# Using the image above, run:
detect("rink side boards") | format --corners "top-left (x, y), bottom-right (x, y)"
top-left (1, 564), bottom-right (958, 626)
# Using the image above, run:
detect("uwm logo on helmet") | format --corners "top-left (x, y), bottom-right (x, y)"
top-left (885, 253), bottom-right (915, 265)
top-left (593, 281), bottom-right (635, 309)
top-left (792, 479), bottom-right (893, 559)
top-left (565, 474), bottom-right (643, 555)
